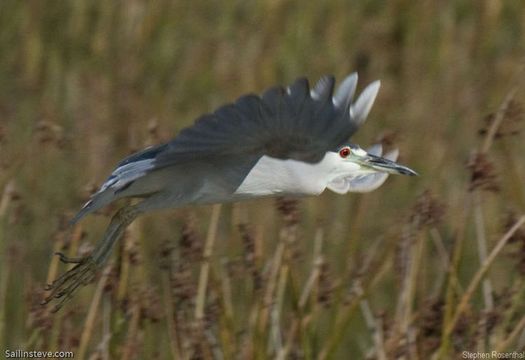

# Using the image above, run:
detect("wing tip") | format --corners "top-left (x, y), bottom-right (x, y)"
top-left (311, 75), bottom-right (335, 101)
top-left (333, 72), bottom-right (359, 108)
top-left (385, 148), bottom-right (399, 161)
top-left (69, 200), bottom-right (93, 225)
top-left (350, 80), bottom-right (381, 126)
top-left (366, 143), bottom-right (383, 156)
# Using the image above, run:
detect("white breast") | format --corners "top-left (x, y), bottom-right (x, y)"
top-left (234, 154), bottom-right (338, 197)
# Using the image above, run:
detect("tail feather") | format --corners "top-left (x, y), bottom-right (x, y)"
top-left (70, 157), bottom-right (157, 224)
top-left (69, 190), bottom-right (115, 225)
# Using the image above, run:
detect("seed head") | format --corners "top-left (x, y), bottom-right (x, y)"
top-left (467, 152), bottom-right (499, 193)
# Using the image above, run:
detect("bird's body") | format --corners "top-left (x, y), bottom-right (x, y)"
top-left (43, 73), bottom-right (417, 311)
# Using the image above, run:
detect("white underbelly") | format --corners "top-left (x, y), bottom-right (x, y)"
top-left (234, 155), bottom-right (329, 197)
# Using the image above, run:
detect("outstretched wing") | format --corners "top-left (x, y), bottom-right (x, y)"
top-left (154, 73), bottom-right (379, 165)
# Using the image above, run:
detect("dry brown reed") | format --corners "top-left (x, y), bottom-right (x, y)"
top-left (2, 1), bottom-right (525, 359)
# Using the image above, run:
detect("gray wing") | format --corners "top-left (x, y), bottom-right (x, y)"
top-left (71, 74), bottom-right (380, 223)
top-left (155, 73), bottom-right (379, 165)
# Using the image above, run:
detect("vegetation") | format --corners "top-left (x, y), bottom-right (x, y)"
top-left (1, 1), bottom-right (524, 358)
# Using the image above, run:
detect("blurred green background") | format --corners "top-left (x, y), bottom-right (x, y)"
top-left (1, 1), bottom-right (524, 359)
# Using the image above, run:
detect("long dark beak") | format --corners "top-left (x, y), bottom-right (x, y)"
top-left (364, 154), bottom-right (418, 176)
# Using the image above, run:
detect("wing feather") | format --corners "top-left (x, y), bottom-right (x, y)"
top-left (154, 74), bottom-right (380, 166)
top-left (333, 73), bottom-right (358, 108)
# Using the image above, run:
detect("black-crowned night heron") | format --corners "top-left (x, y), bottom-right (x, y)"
top-left (43, 73), bottom-right (417, 311)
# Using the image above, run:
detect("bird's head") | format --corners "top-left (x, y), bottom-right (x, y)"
top-left (337, 144), bottom-right (417, 176)
top-left (325, 143), bottom-right (417, 194)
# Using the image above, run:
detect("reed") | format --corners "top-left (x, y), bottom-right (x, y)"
top-left (1, 1), bottom-right (525, 358)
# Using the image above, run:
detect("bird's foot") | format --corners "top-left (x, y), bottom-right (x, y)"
top-left (42, 205), bottom-right (139, 312)
top-left (55, 251), bottom-right (85, 264)
top-left (41, 252), bottom-right (100, 313)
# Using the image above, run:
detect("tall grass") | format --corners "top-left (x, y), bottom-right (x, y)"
top-left (1, 1), bottom-right (525, 358)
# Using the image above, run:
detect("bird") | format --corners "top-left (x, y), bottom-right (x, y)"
top-left (42, 73), bottom-right (417, 312)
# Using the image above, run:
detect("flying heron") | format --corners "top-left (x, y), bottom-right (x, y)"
top-left (43, 73), bottom-right (417, 311)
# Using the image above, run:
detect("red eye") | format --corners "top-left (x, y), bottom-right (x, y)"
top-left (339, 147), bottom-right (351, 158)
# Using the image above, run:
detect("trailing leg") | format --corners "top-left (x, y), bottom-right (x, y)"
top-left (42, 204), bottom-right (140, 312)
